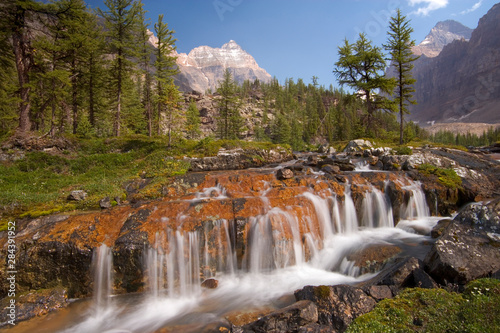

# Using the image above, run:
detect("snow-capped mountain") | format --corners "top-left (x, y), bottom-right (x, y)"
top-left (174, 40), bottom-right (272, 93)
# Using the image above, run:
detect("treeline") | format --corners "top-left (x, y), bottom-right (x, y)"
top-left (0, 0), bottom-right (181, 140)
top-left (430, 128), bottom-right (500, 147)
top-left (1, 2), bottom-right (425, 149)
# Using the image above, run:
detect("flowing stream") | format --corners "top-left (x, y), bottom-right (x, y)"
top-left (9, 170), bottom-right (440, 333)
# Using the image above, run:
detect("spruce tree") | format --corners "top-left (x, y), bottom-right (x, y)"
top-left (384, 9), bottom-right (419, 144)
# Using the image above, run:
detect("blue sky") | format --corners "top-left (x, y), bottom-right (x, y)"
top-left (86, 0), bottom-right (498, 88)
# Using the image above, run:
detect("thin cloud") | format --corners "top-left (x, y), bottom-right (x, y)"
top-left (408, 0), bottom-right (449, 16)
top-left (460, 0), bottom-right (483, 14)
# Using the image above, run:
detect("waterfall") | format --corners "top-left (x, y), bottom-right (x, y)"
top-left (362, 187), bottom-right (394, 228)
top-left (342, 184), bottom-right (359, 234)
top-left (402, 181), bottom-right (430, 219)
top-left (92, 244), bottom-right (113, 312)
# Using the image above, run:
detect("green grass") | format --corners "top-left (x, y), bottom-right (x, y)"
top-left (347, 279), bottom-right (500, 333)
top-left (417, 164), bottom-right (463, 189)
top-left (0, 135), bottom-right (288, 227)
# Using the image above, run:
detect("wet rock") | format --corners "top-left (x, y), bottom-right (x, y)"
top-left (277, 167), bottom-right (294, 180)
top-left (294, 285), bottom-right (376, 332)
top-left (360, 257), bottom-right (435, 294)
top-left (346, 245), bottom-right (402, 274)
top-left (99, 197), bottom-right (112, 209)
top-left (424, 199), bottom-right (500, 284)
top-left (430, 219), bottom-right (453, 238)
top-left (201, 278), bottom-right (219, 289)
top-left (1, 287), bottom-right (69, 323)
top-left (332, 160), bottom-right (356, 172)
top-left (67, 190), bottom-right (87, 201)
top-left (241, 300), bottom-right (318, 333)
top-left (321, 164), bottom-right (340, 175)
top-left (343, 140), bottom-right (373, 153)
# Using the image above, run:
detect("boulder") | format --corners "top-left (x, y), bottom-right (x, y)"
top-left (294, 285), bottom-right (376, 332)
top-left (277, 167), bottom-right (294, 180)
top-left (67, 190), bottom-right (87, 201)
top-left (240, 300), bottom-right (318, 333)
top-left (201, 278), bottom-right (219, 289)
top-left (424, 199), bottom-right (500, 284)
top-left (321, 164), bottom-right (340, 175)
top-left (343, 140), bottom-right (373, 153)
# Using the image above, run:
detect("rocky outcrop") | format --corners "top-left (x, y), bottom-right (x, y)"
top-left (174, 40), bottom-right (272, 93)
top-left (424, 198), bottom-right (500, 284)
top-left (408, 3), bottom-right (500, 124)
top-left (185, 147), bottom-right (293, 172)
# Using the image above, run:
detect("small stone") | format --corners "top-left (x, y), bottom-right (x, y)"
top-left (99, 197), bottom-right (111, 209)
top-left (67, 190), bottom-right (87, 201)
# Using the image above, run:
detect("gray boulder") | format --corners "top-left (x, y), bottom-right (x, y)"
top-left (343, 140), bottom-right (373, 153)
top-left (424, 199), bottom-right (500, 284)
top-left (294, 284), bottom-right (376, 332)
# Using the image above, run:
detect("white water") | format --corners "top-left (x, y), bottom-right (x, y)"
top-left (39, 177), bottom-right (438, 333)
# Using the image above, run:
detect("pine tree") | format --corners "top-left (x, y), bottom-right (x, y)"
top-left (185, 100), bottom-right (201, 139)
top-left (334, 33), bottom-right (396, 132)
top-left (384, 9), bottom-right (419, 145)
top-left (161, 81), bottom-right (183, 146)
top-left (154, 14), bottom-right (179, 136)
top-left (98, 0), bottom-right (139, 136)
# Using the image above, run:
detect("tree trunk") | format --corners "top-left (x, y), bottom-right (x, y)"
top-left (115, 52), bottom-right (122, 137)
top-left (12, 9), bottom-right (32, 133)
top-left (72, 55), bottom-right (78, 134)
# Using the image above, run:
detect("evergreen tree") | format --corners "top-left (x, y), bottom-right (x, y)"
top-left (136, 0), bottom-right (154, 136)
top-left (333, 33), bottom-right (396, 132)
top-left (185, 100), bottom-right (201, 139)
top-left (154, 14), bottom-right (179, 136)
top-left (161, 81), bottom-right (183, 145)
top-left (216, 69), bottom-right (243, 139)
top-left (384, 9), bottom-right (419, 144)
top-left (98, 0), bottom-right (139, 136)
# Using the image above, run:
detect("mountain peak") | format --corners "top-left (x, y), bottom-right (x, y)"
top-left (222, 40), bottom-right (241, 50)
top-left (413, 19), bottom-right (472, 58)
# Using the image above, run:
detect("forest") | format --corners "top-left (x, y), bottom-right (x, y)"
top-left (1, 0), bottom-right (499, 149)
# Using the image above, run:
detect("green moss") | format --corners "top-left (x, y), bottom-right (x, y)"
top-left (314, 285), bottom-right (332, 299)
top-left (417, 164), bottom-right (462, 190)
top-left (348, 279), bottom-right (500, 333)
top-left (393, 146), bottom-right (413, 156)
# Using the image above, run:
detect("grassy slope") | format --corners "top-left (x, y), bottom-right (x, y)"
top-left (0, 135), bottom-right (287, 230)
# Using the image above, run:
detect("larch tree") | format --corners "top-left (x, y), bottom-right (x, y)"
top-left (185, 100), bottom-right (201, 139)
top-left (384, 9), bottom-right (419, 145)
top-left (333, 33), bottom-right (395, 132)
top-left (136, 1), bottom-right (154, 136)
top-left (98, 0), bottom-right (139, 137)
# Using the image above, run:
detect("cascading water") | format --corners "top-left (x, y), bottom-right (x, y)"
top-left (27, 172), bottom-right (439, 333)
top-left (92, 244), bottom-right (113, 312)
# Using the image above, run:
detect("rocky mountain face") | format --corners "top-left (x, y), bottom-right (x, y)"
top-left (173, 40), bottom-right (272, 93)
top-left (408, 4), bottom-right (500, 124)
top-left (412, 20), bottom-right (472, 58)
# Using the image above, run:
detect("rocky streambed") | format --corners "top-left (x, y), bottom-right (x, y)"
top-left (0, 143), bottom-right (499, 332)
